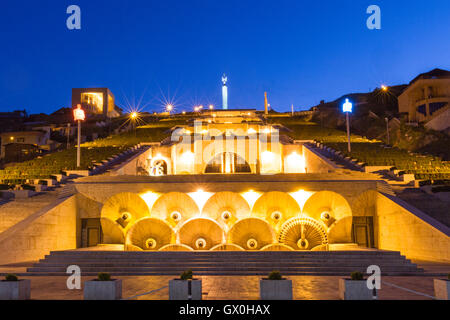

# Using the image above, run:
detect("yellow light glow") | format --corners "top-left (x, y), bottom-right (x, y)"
top-left (209, 104), bottom-right (214, 110)
top-left (241, 190), bottom-right (262, 209)
top-left (247, 128), bottom-right (256, 134)
top-left (188, 189), bottom-right (213, 212)
top-left (130, 112), bottom-right (138, 119)
top-left (10, 136), bottom-right (14, 141)
top-left (139, 191), bottom-right (161, 210)
top-left (182, 111), bottom-right (186, 114)
top-left (166, 104), bottom-right (173, 111)
top-left (180, 151), bottom-right (195, 163)
top-left (261, 151), bottom-right (274, 163)
top-left (201, 129), bottom-right (208, 135)
top-left (289, 190), bottom-right (314, 211)
top-left (263, 128), bottom-right (271, 134)
top-left (286, 152), bottom-right (306, 173)
top-left (381, 85), bottom-right (388, 92)
top-left (185, 129), bottom-right (191, 134)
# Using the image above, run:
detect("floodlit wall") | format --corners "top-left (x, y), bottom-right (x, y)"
top-left (0, 196), bottom-right (78, 265)
top-left (302, 144), bottom-right (337, 173)
top-left (376, 193), bottom-right (450, 263)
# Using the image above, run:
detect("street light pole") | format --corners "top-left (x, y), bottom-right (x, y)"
top-left (342, 98), bottom-right (353, 153)
top-left (73, 104), bottom-right (85, 168)
top-left (346, 112), bottom-right (351, 153)
top-left (77, 120), bottom-right (81, 167)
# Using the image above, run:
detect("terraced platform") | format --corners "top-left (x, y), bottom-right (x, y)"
top-left (26, 250), bottom-right (424, 276)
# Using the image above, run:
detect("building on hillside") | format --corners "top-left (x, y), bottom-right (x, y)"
top-left (0, 130), bottom-right (58, 163)
top-left (72, 88), bottom-right (121, 118)
top-left (398, 68), bottom-right (450, 131)
top-left (0, 108), bottom-right (448, 272)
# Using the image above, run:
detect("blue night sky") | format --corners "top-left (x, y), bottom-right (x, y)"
top-left (1, 0), bottom-right (449, 114)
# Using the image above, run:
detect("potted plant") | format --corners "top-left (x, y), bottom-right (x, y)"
top-left (434, 273), bottom-right (450, 300)
top-left (0, 274), bottom-right (31, 300)
top-left (169, 270), bottom-right (202, 300)
top-left (260, 270), bottom-right (293, 300)
top-left (339, 271), bottom-right (376, 300)
top-left (83, 272), bottom-right (122, 300)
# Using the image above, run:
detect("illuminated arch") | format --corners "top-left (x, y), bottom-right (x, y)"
top-left (125, 218), bottom-right (175, 251)
top-left (204, 152), bottom-right (251, 174)
top-left (302, 191), bottom-right (352, 227)
top-left (150, 192), bottom-right (200, 227)
top-left (177, 217), bottom-right (225, 250)
top-left (251, 191), bottom-right (301, 232)
top-left (201, 191), bottom-right (250, 229)
top-left (227, 217), bottom-right (276, 250)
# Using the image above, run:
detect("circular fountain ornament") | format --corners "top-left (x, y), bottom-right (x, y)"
top-left (271, 211), bottom-right (282, 221)
top-left (195, 238), bottom-right (207, 249)
top-left (320, 211), bottom-right (331, 222)
top-left (251, 192), bottom-right (300, 231)
top-left (228, 218), bottom-right (276, 251)
top-left (170, 211), bottom-right (181, 222)
top-left (221, 210), bottom-right (231, 220)
top-left (145, 238), bottom-right (157, 249)
top-left (246, 238), bottom-right (258, 249)
top-left (279, 217), bottom-right (328, 250)
top-left (101, 192), bottom-right (150, 231)
top-left (178, 218), bottom-right (224, 250)
top-left (150, 192), bottom-right (199, 227)
top-left (201, 192), bottom-right (250, 228)
top-left (297, 238), bottom-right (309, 250)
top-left (302, 191), bottom-right (351, 227)
top-left (125, 218), bottom-right (175, 251)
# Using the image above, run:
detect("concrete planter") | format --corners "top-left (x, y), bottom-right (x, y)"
top-left (260, 279), bottom-right (293, 300)
top-left (169, 279), bottom-right (202, 300)
top-left (0, 280), bottom-right (31, 300)
top-left (83, 279), bottom-right (122, 300)
top-left (434, 279), bottom-right (450, 300)
top-left (339, 279), bottom-right (376, 300)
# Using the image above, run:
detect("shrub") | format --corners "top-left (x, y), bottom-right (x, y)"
top-left (5, 274), bottom-right (18, 281)
top-left (268, 270), bottom-right (283, 280)
top-left (350, 271), bottom-right (364, 280)
top-left (180, 269), bottom-right (193, 280)
top-left (97, 273), bottom-right (111, 281)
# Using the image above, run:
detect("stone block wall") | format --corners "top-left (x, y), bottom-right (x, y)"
top-left (0, 196), bottom-right (78, 265)
top-left (376, 193), bottom-right (450, 263)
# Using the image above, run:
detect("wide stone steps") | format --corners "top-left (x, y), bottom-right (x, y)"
top-left (26, 250), bottom-right (424, 276)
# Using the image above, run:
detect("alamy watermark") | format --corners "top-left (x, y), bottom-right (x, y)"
top-left (366, 5), bottom-right (381, 30)
top-left (66, 265), bottom-right (81, 289)
top-left (66, 5), bottom-right (81, 30)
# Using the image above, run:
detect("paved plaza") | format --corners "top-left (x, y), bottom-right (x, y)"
top-left (0, 266), bottom-right (444, 300)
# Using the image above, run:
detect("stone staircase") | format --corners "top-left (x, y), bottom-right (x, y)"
top-left (26, 250), bottom-right (424, 276)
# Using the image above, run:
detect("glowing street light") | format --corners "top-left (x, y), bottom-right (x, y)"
top-left (130, 112), bottom-right (139, 136)
top-left (342, 98), bottom-right (353, 152)
top-left (166, 104), bottom-right (173, 113)
top-left (381, 85), bottom-right (388, 92)
top-left (209, 104), bottom-right (214, 110)
top-left (73, 104), bottom-right (85, 168)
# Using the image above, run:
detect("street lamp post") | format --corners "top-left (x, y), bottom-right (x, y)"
top-left (73, 104), bottom-right (85, 168)
top-left (342, 98), bottom-right (353, 153)
top-left (130, 112), bottom-right (138, 137)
